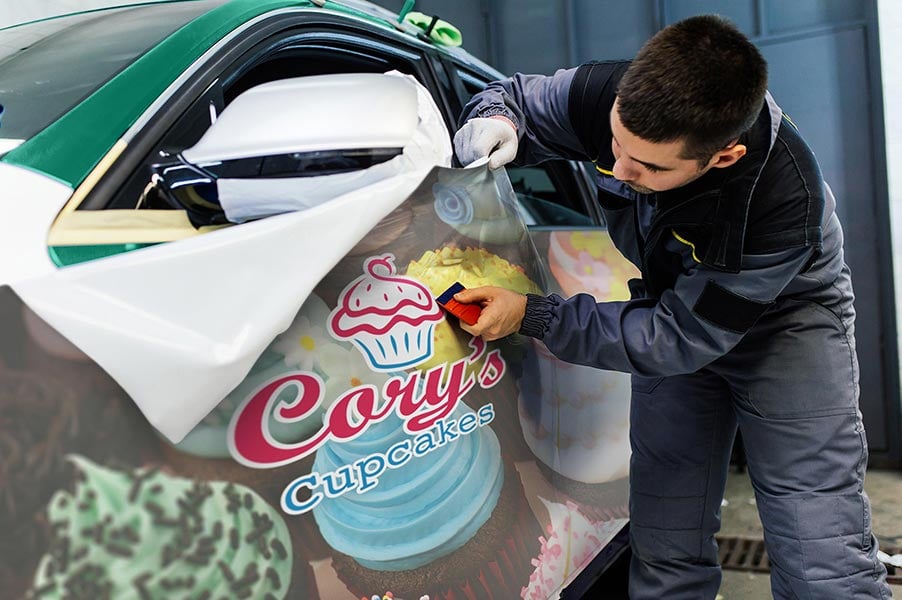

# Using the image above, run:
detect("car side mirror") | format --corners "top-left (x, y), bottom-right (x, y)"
top-left (152, 73), bottom-right (420, 225)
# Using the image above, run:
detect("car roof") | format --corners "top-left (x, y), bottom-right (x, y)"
top-left (0, 0), bottom-right (499, 188)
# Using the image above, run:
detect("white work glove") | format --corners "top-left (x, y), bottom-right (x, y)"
top-left (453, 116), bottom-right (518, 169)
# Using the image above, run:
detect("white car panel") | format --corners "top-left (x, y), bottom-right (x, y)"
top-left (0, 163), bottom-right (74, 285)
top-left (12, 166), bottom-right (433, 442)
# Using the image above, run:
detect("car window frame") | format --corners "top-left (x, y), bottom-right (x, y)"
top-left (47, 11), bottom-right (452, 250)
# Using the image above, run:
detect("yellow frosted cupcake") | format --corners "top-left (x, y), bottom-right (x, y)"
top-left (405, 247), bottom-right (540, 369)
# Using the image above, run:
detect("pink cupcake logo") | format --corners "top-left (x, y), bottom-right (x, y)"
top-left (329, 254), bottom-right (444, 372)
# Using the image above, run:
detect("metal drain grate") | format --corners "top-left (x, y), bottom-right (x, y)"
top-left (716, 536), bottom-right (769, 573)
top-left (716, 537), bottom-right (902, 585)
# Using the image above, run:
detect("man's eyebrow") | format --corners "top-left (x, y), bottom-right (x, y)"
top-left (634, 157), bottom-right (673, 172)
top-left (612, 134), bottom-right (674, 172)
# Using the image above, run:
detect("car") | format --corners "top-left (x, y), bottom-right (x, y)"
top-left (0, 2), bottom-right (633, 598)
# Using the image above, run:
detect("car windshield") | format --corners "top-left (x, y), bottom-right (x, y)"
top-left (0, 1), bottom-right (224, 148)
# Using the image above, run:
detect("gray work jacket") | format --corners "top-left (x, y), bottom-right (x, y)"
top-left (461, 61), bottom-right (853, 378)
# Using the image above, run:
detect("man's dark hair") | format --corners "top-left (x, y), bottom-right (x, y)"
top-left (616, 15), bottom-right (768, 165)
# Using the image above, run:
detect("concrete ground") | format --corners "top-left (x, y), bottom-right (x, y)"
top-left (718, 467), bottom-right (902, 599)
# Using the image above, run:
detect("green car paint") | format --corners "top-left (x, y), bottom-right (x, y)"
top-left (48, 243), bottom-right (159, 266)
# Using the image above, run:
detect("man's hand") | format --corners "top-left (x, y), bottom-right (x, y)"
top-left (453, 116), bottom-right (518, 169)
top-left (453, 286), bottom-right (527, 341)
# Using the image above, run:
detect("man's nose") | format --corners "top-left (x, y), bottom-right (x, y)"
top-left (612, 157), bottom-right (637, 181)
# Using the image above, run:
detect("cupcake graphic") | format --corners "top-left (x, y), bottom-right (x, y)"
top-left (329, 254), bottom-right (443, 372)
top-left (26, 456), bottom-right (295, 600)
top-left (309, 408), bottom-right (540, 599)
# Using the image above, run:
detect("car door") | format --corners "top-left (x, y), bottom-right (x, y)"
top-left (11, 11), bottom-right (456, 444)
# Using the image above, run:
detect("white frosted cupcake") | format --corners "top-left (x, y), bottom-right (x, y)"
top-left (518, 339), bottom-right (631, 485)
top-left (520, 498), bottom-right (628, 599)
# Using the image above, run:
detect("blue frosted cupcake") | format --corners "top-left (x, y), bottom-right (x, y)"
top-left (311, 406), bottom-right (540, 599)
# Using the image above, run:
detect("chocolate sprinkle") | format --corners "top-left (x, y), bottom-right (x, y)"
top-left (185, 553), bottom-right (211, 567)
top-left (217, 560), bottom-right (235, 583)
top-left (62, 563), bottom-right (112, 600)
top-left (270, 538), bottom-right (287, 561)
top-left (105, 543), bottom-right (133, 558)
top-left (132, 572), bottom-right (153, 600)
top-left (244, 511), bottom-right (274, 546)
top-left (229, 528), bottom-right (239, 551)
top-left (127, 467), bottom-right (160, 504)
top-left (224, 484), bottom-right (241, 514)
top-left (265, 567), bottom-right (281, 590)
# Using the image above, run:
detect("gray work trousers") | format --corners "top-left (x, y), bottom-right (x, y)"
top-left (627, 295), bottom-right (892, 599)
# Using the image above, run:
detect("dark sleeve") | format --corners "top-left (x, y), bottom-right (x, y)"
top-left (458, 61), bottom-right (629, 166)
top-left (519, 247), bottom-right (815, 377)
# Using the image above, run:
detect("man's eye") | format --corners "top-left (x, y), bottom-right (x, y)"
top-left (645, 164), bottom-right (662, 173)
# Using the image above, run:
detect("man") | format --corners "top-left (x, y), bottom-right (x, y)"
top-left (453, 14), bottom-right (892, 600)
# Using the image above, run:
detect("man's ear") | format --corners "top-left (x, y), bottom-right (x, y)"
top-left (708, 144), bottom-right (747, 169)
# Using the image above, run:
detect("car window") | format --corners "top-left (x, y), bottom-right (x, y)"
top-left (103, 28), bottom-right (440, 219)
top-left (453, 68), bottom-right (598, 228)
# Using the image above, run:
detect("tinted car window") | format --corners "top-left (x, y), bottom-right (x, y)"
top-left (0, 1), bottom-right (224, 143)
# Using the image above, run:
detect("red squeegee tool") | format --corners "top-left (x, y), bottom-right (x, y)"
top-left (436, 282), bottom-right (482, 326)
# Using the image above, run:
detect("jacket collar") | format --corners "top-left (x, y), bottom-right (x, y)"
top-left (655, 92), bottom-right (783, 272)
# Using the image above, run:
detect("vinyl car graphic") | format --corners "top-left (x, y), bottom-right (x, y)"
top-left (0, 2), bottom-right (634, 598)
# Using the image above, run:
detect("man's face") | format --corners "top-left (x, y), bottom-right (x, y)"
top-left (609, 100), bottom-right (711, 194)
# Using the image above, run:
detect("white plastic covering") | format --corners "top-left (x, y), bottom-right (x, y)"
top-left (4, 72), bottom-right (452, 443)
top-left (216, 72), bottom-right (450, 223)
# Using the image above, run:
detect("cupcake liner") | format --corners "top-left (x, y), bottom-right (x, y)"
top-left (290, 549), bottom-right (322, 600)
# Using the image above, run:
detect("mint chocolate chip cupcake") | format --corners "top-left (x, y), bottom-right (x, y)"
top-left (26, 456), bottom-right (294, 600)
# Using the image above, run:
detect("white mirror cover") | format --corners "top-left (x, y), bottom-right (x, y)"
top-left (181, 72), bottom-right (419, 163)
top-left (216, 72), bottom-right (451, 223)
top-left (6, 75), bottom-right (451, 444)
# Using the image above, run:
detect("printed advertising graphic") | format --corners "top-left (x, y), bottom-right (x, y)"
top-left (1, 167), bottom-right (632, 600)
top-left (329, 254), bottom-right (444, 372)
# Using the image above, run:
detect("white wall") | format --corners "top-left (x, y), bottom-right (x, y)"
top-left (878, 0), bottom-right (902, 377)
